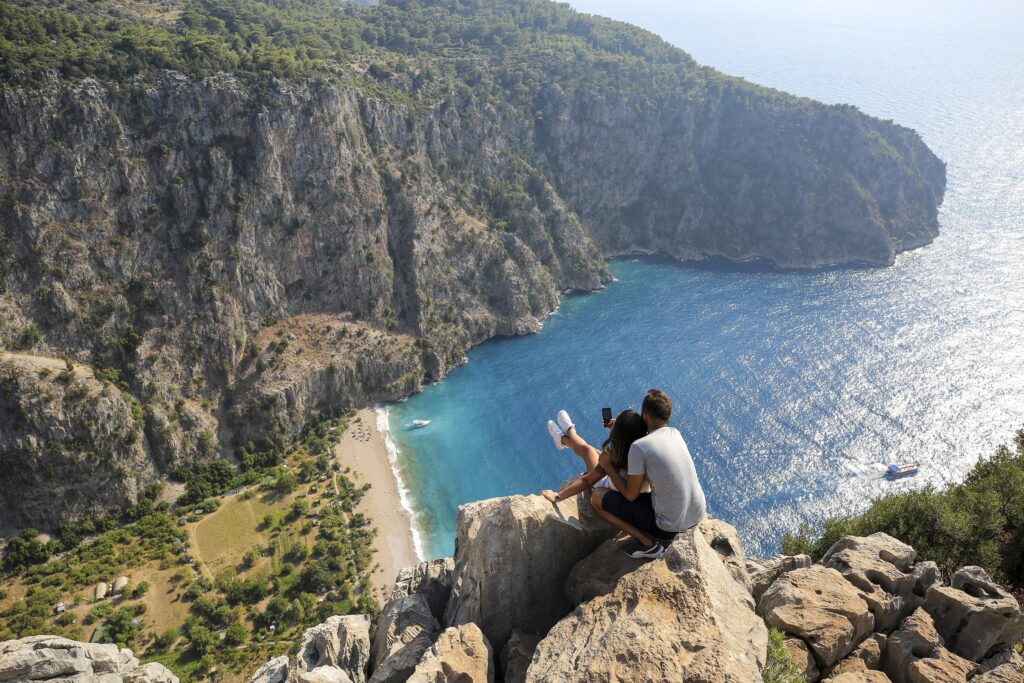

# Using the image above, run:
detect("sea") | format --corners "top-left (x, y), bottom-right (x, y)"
top-left (386, 0), bottom-right (1024, 560)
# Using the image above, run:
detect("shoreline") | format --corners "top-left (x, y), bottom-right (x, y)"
top-left (334, 408), bottom-right (420, 602)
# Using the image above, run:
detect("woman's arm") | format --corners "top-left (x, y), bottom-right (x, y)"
top-left (541, 467), bottom-right (604, 503)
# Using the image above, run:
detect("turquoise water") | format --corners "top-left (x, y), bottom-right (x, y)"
top-left (389, 0), bottom-right (1024, 560)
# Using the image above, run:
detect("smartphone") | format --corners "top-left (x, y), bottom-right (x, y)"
top-left (602, 407), bottom-right (613, 426)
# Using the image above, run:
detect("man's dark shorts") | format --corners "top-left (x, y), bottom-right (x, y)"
top-left (600, 491), bottom-right (678, 541)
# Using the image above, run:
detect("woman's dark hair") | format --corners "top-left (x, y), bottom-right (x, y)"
top-left (602, 409), bottom-right (646, 470)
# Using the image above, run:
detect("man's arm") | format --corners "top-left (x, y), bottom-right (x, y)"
top-left (600, 452), bottom-right (646, 501)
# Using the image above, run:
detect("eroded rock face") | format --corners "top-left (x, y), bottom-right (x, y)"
top-left (746, 553), bottom-right (813, 605)
top-left (499, 630), bottom-right (540, 683)
top-left (761, 564), bottom-right (875, 668)
top-left (390, 558), bottom-right (455, 623)
top-left (828, 672), bottom-right (892, 683)
top-left (249, 656), bottom-right (290, 683)
top-left (0, 635), bottom-right (177, 682)
top-left (923, 566), bottom-right (1024, 662)
top-left (563, 537), bottom-right (646, 607)
top-left (444, 495), bottom-right (613, 653)
top-left (292, 615), bottom-right (371, 683)
top-left (784, 637), bottom-right (820, 682)
top-left (828, 633), bottom-right (887, 677)
top-left (822, 533), bottom-right (939, 633)
top-left (407, 623), bottom-right (494, 683)
top-left (525, 526), bottom-right (768, 682)
top-left (370, 594), bottom-right (440, 683)
top-left (883, 608), bottom-right (975, 683)
top-left (974, 665), bottom-right (1024, 683)
top-left (698, 517), bottom-right (751, 592)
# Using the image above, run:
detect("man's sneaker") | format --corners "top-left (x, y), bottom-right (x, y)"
top-left (547, 420), bottom-right (567, 450)
top-left (622, 540), bottom-right (665, 560)
top-left (556, 409), bottom-right (575, 435)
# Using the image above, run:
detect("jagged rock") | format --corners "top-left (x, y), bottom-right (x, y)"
top-left (747, 553), bottom-right (813, 605)
top-left (980, 650), bottom-right (1024, 674)
top-left (698, 517), bottom-right (751, 592)
top-left (0, 635), bottom-right (177, 682)
top-left (828, 672), bottom-right (892, 683)
top-left (784, 637), bottom-right (820, 682)
top-left (370, 595), bottom-right (441, 683)
top-left (883, 608), bottom-right (975, 683)
top-left (407, 623), bottom-right (494, 683)
top-left (760, 565), bottom-right (875, 668)
top-left (974, 665), bottom-right (1024, 683)
top-left (499, 630), bottom-right (540, 683)
top-left (444, 495), bottom-right (613, 653)
top-left (563, 537), bottom-right (646, 607)
top-left (292, 615), bottom-right (371, 683)
top-left (390, 558), bottom-right (455, 622)
top-left (249, 656), bottom-right (290, 683)
top-left (829, 634), bottom-right (887, 677)
top-left (822, 533), bottom-right (939, 632)
top-left (297, 669), bottom-right (353, 683)
top-left (923, 566), bottom-right (1024, 662)
top-left (525, 526), bottom-right (768, 682)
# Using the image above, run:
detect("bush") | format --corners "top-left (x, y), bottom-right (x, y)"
top-left (762, 629), bottom-right (805, 683)
top-left (153, 627), bottom-right (179, 650)
top-left (16, 324), bottom-right (42, 350)
top-left (185, 622), bottom-right (218, 655)
top-left (131, 581), bottom-right (150, 598)
top-left (2, 529), bottom-right (55, 571)
top-left (224, 621), bottom-right (248, 646)
top-left (783, 427), bottom-right (1024, 587)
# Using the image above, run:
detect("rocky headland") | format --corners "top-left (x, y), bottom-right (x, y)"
top-left (5, 491), bottom-right (1020, 683)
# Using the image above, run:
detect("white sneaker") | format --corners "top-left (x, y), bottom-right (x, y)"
top-left (547, 420), bottom-right (566, 450)
top-left (556, 410), bottom-right (575, 435)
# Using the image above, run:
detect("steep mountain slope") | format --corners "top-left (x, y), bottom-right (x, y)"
top-left (0, 0), bottom-right (945, 530)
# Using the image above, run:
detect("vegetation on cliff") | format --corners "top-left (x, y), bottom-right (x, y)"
top-left (783, 427), bottom-right (1024, 592)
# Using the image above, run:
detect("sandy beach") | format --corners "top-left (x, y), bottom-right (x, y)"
top-left (335, 408), bottom-right (419, 600)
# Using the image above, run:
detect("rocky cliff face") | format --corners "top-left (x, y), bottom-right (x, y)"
top-left (0, 59), bottom-right (944, 529)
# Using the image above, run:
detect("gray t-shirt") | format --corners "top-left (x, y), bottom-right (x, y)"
top-left (627, 426), bottom-right (706, 532)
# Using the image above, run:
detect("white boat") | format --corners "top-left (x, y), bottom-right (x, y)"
top-left (410, 419), bottom-right (431, 429)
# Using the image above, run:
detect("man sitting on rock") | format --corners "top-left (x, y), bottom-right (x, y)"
top-left (592, 388), bottom-right (707, 559)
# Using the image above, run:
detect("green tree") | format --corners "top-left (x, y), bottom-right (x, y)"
top-left (224, 621), bottom-right (248, 646)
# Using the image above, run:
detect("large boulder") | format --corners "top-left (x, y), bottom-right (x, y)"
top-left (249, 656), bottom-right (290, 683)
top-left (698, 517), bottom-right (751, 592)
top-left (499, 630), bottom-right (540, 683)
top-left (923, 566), bottom-right (1024, 662)
top-left (828, 672), bottom-right (892, 683)
top-left (783, 637), bottom-right (820, 682)
top-left (760, 564), bottom-right (875, 669)
top-left (822, 533), bottom-right (939, 633)
top-left (444, 495), bottom-right (613, 652)
top-left (974, 666), bottom-right (1024, 683)
top-left (407, 623), bottom-right (494, 683)
top-left (563, 537), bottom-right (646, 607)
top-left (370, 595), bottom-right (441, 683)
top-left (525, 526), bottom-right (768, 682)
top-left (391, 558), bottom-right (455, 622)
top-left (0, 635), bottom-right (177, 682)
top-left (883, 608), bottom-right (976, 683)
top-left (828, 634), bottom-right (887, 678)
top-left (292, 615), bottom-right (372, 683)
top-left (747, 553), bottom-right (812, 605)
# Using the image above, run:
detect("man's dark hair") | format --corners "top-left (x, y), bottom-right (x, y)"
top-left (642, 388), bottom-right (672, 422)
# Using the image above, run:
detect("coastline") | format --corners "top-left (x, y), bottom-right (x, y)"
top-left (335, 408), bottom-right (420, 602)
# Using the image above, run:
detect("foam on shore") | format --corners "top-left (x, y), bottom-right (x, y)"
top-left (375, 405), bottom-right (425, 562)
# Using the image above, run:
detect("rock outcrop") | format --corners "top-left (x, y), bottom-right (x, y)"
top-left (407, 624), bottom-right (494, 683)
top-left (293, 615), bottom-right (371, 683)
top-left (0, 635), bottom-right (177, 682)
top-left (498, 630), bottom-right (540, 683)
top-left (526, 526), bottom-right (768, 682)
top-left (370, 595), bottom-right (440, 683)
top-left (389, 558), bottom-right (455, 623)
top-left (883, 608), bottom-right (976, 683)
top-left (923, 566), bottom-right (1024, 662)
top-left (821, 533), bottom-right (939, 633)
top-left (444, 495), bottom-right (612, 653)
top-left (761, 564), bottom-right (875, 668)
top-left (747, 553), bottom-right (813, 604)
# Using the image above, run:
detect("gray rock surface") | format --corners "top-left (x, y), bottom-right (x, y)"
top-left (746, 553), bottom-right (813, 605)
top-left (760, 564), bottom-right (875, 668)
top-left (0, 635), bottom-right (177, 682)
top-left (390, 558), bottom-right (455, 622)
top-left (498, 630), bottom-right (540, 683)
top-left (292, 615), bottom-right (371, 683)
top-left (407, 623), bottom-right (494, 683)
top-left (883, 608), bottom-right (975, 683)
top-left (444, 495), bottom-right (612, 653)
top-left (525, 526), bottom-right (768, 682)
top-left (370, 595), bottom-right (441, 683)
top-left (923, 566), bottom-right (1024, 662)
top-left (563, 537), bottom-right (646, 607)
top-left (698, 517), bottom-right (751, 592)
top-left (248, 656), bottom-right (290, 683)
top-left (822, 533), bottom-right (939, 633)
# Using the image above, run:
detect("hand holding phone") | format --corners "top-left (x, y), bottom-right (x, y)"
top-left (602, 406), bottom-right (613, 427)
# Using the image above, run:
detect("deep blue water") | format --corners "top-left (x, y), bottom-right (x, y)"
top-left (389, 0), bottom-right (1024, 560)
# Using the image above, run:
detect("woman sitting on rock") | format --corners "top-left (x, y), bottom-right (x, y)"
top-left (540, 409), bottom-right (649, 504)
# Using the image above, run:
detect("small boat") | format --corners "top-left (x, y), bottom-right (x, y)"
top-left (886, 463), bottom-right (919, 478)
top-left (410, 419), bottom-right (431, 429)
